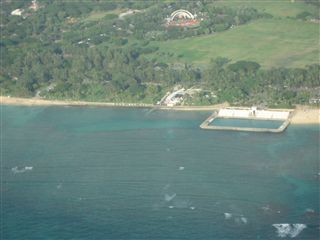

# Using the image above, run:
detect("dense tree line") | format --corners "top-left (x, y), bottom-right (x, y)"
top-left (1, 1), bottom-right (319, 106)
top-left (201, 58), bottom-right (319, 107)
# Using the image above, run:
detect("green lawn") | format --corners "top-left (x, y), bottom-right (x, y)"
top-left (149, 19), bottom-right (319, 68)
top-left (215, 0), bottom-right (318, 18)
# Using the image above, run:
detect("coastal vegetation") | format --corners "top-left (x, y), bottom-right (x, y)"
top-left (1, 0), bottom-right (319, 107)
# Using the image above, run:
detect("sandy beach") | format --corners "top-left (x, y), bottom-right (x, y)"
top-left (0, 96), bottom-right (153, 108)
top-left (1, 96), bottom-right (319, 124)
top-left (290, 105), bottom-right (320, 125)
top-left (0, 96), bottom-right (227, 110)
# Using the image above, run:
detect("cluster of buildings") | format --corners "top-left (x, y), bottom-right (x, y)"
top-left (162, 88), bottom-right (186, 107)
top-left (309, 98), bottom-right (320, 104)
top-left (11, 0), bottom-right (40, 17)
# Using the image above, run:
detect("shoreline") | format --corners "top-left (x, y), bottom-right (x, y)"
top-left (0, 96), bottom-right (228, 110)
top-left (1, 96), bottom-right (319, 125)
top-left (289, 105), bottom-right (319, 125)
top-left (0, 96), bottom-right (154, 108)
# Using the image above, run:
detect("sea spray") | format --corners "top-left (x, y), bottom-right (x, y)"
top-left (164, 193), bottom-right (176, 202)
top-left (272, 224), bottom-right (306, 238)
top-left (11, 166), bottom-right (33, 174)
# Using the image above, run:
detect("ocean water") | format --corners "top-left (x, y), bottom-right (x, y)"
top-left (1, 106), bottom-right (319, 240)
top-left (211, 118), bottom-right (284, 129)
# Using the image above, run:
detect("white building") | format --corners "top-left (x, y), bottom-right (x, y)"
top-left (11, 9), bottom-right (24, 16)
top-left (164, 88), bottom-right (185, 106)
top-left (29, 0), bottom-right (40, 11)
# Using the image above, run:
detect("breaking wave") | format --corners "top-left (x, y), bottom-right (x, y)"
top-left (272, 223), bottom-right (306, 238)
top-left (240, 217), bottom-right (247, 224)
top-left (224, 212), bottom-right (232, 219)
top-left (11, 166), bottom-right (33, 174)
top-left (164, 193), bottom-right (176, 202)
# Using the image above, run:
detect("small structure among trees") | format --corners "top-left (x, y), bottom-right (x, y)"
top-left (165, 9), bottom-right (200, 27)
top-left (11, 9), bottom-right (24, 16)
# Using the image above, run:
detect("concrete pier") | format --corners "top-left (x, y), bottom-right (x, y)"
top-left (200, 107), bottom-right (293, 133)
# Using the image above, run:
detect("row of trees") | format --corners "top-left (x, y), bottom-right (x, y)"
top-left (1, 1), bottom-right (319, 106)
top-left (201, 59), bottom-right (319, 106)
top-left (1, 41), bottom-right (319, 106)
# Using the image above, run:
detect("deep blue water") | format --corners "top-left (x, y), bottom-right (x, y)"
top-left (1, 106), bottom-right (319, 239)
top-left (211, 118), bottom-right (284, 129)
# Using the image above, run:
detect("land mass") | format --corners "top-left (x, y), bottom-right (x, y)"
top-left (1, 96), bottom-right (318, 125)
top-left (1, 0), bottom-right (319, 107)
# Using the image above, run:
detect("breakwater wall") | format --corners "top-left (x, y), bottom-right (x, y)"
top-left (200, 108), bottom-right (293, 133)
top-left (218, 108), bottom-right (290, 120)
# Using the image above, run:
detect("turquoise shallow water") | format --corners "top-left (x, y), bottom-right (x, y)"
top-left (1, 106), bottom-right (319, 239)
top-left (211, 118), bottom-right (284, 129)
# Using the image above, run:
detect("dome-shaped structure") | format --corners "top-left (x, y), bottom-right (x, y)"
top-left (170, 9), bottom-right (195, 21)
top-left (166, 9), bottom-right (199, 27)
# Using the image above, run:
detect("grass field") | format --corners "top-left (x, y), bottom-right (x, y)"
top-left (215, 0), bottom-right (319, 18)
top-left (149, 19), bottom-right (319, 68)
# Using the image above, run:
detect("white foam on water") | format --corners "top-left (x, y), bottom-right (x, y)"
top-left (190, 206), bottom-right (195, 210)
top-left (164, 193), bottom-right (176, 202)
top-left (168, 205), bottom-right (174, 209)
top-left (224, 213), bottom-right (232, 219)
top-left (273, 224), bottom-right (290, 237)
top-left (290, 224), bottom-right (307, 238)
top-left (305, 208), bottom-right (315, 213)
top-left (11, 167), bottom-right (22, 174)
top-left (240, 217), bottom-right (248, 224)
top-left (261, 205), bottom-right (271, 211)
top-left (11, 166), bottom-right (33, 174)
top-left (178, 166), bottom-right (184, 171)
top-left (272, 223), bottom-right (306, 238)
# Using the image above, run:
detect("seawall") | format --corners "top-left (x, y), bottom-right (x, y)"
top-left (200, 108), bottom-right (293, 133)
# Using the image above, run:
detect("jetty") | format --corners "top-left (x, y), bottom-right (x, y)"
top-left (200, 107), bottom-right (293, 133)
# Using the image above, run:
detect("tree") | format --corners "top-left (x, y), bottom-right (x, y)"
top-left (228, 61), bottom-right (261, 73)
